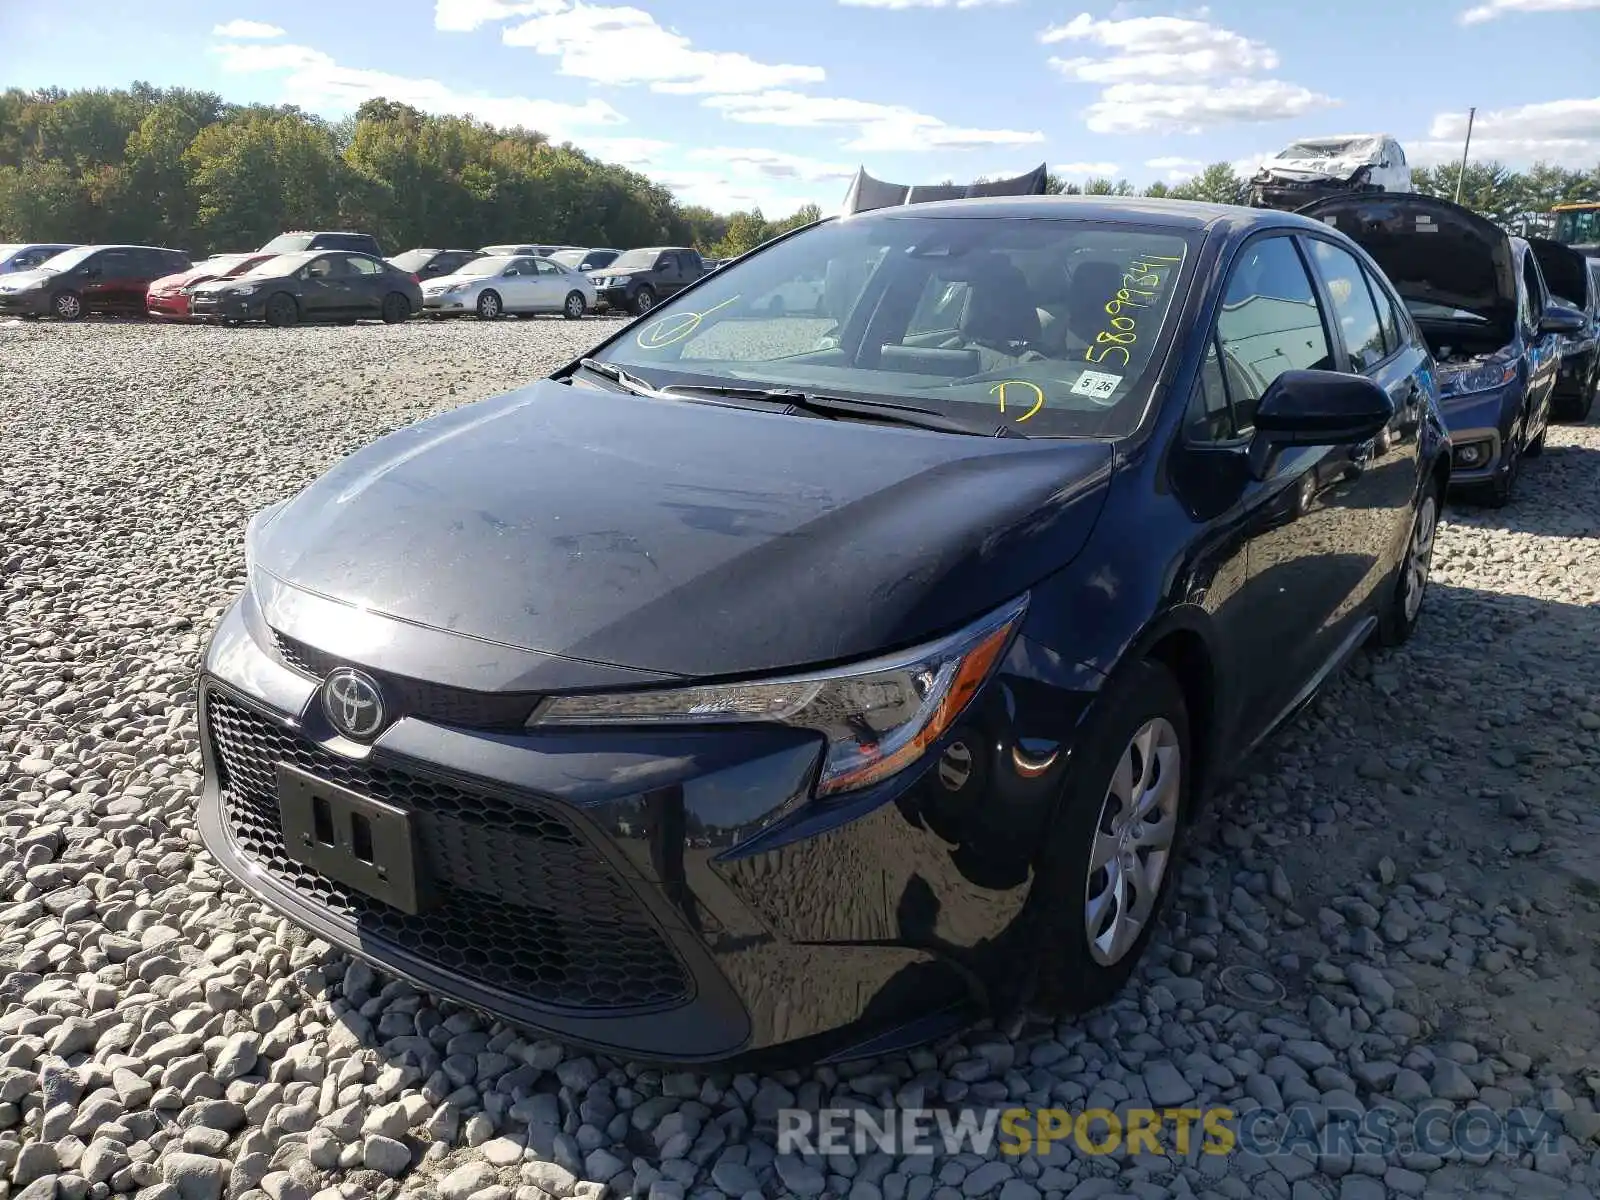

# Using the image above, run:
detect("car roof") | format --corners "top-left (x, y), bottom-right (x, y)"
top-left (832, 193), bottom-right (1317, 234)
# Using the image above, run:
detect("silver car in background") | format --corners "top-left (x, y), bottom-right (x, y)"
top-left (420, 254), bottom-right (597, 320)
top-left (0, 243), bottom-right (78, 274)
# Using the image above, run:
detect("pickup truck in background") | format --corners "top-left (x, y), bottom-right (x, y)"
top-left (588, 247), bottom-right (706, 315)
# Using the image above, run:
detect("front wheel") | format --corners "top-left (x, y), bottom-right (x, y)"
top-left (1025, 660), bottom-right (1191, 1015)
top-left (563, 291), bottom-right (586, 320)
top-left (265, 293), bottom-right (299, 328)
top-left (1480, 429), bottom-right (1522, 508)
top-left (380, 292), bottom-right (411, 324)
top-left (630, 286), bottom-right (656, 316)
top-left (1375, 480), bottom-right (1440, 647)
top-left (475, 290), bottom-right (501, 320)
top-left (52, 290), bottom-right (84, 321)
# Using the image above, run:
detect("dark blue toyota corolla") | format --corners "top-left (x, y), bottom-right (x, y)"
top-left (198, 196), bottom-right (1450, 1064)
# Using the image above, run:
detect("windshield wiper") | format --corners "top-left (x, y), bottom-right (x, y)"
top-left (658, 383), bottom-right (1023, 437)
top-left (576, 357), bottom-right (661, 397)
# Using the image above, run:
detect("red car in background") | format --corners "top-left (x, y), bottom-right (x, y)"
top-left (147, 252), bottom-right (276, 319)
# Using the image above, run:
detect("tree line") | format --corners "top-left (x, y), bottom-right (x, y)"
top-left (2, 85), bottom-right (1596, 263)
top-left (0, 84), bottom-right (809, 260)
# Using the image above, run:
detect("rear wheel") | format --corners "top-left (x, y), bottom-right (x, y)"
top-left (1376, 480), bottom-right (1440, 646)
top-left (52, 290), bottom-right (84, 321)
top-left (380, 292), bottom-right (410, 324)
top-left (1025, 660), bottom-right (1191, 1015)
top-left (475, 290), bottom-right (501, 320)
top-left (563, 291), bottom-right (586, 320)
top-left (264, 293), bottom-right (298, 328)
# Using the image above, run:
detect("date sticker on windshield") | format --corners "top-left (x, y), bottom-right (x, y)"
top-left (1072, 370), bottom-right (1122, 403)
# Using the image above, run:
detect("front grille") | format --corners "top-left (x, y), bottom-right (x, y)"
top-left (207, 690), bottom-right (690, 1010)
top-left (271, 630), bottom-right (540, 730)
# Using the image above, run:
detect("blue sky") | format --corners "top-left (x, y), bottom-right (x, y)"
top-left (3, 0), bottom-right (1597, 218)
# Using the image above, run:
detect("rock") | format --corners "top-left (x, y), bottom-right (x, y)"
top-left (361, 1137), bottom-right (410, 1177)
top-left (441, 1164), bottom-right (498, 1200)
top-left (1143, 1061), bottom-right (1195, 1107)
top-left (161, 1155), bottom-right (228, 1200)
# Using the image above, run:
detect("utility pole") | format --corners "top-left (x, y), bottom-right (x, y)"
top-left (1453, 107), bottom-right (1476, 206)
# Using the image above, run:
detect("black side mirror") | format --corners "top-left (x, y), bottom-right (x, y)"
top-left (1540, 302), bottom-right (1585, 336)
top-left (1248, 370), bottom-right (1395, 481)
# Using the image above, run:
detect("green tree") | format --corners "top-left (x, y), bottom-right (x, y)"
top-left (712, 209), bottom-right (770, 258)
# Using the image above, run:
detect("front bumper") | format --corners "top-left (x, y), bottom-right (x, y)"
top-left (422, 292), bottom-right (471, 312)
top-left (196, 584), bottom-right (1074, 1063)
top-left (595, 287), bottom-right (631, 312)
top-left (1440, 388), bottom-right (1517, 485)
top-left (189, 293), bottom-right (265, 322)
top-left (1553, 343), bottom-right (1597, 400)
top-left (147, 292), bottom-right (193, 319)
top-left (0, 291), bottom-right (50, 316)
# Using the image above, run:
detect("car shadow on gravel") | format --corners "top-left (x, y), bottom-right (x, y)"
top-left (1184, 577), bottom-right (1600, 1080)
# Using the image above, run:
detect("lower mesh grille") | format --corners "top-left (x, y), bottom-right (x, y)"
top-left (207, 689), bottom-right (689, 1010)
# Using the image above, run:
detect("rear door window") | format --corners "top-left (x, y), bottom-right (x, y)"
top-left (1307, 239), bottom-right (1387, 371)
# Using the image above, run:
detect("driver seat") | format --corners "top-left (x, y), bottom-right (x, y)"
top-left (940, 253), bottom-right (1042, 371)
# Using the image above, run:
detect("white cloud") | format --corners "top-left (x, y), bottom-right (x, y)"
top-left (1145, 154), bottom-right (1205, 181)
top-left (498, 3), bottom-right (825, 95)
top-left (433, 0), bottom-right (562, 32)
top-left (1051, 160), bottom-right (1122, 176)
top-left (1040, 11), bottom-right (1278, 81)
top-left (705, 90), bottom-right (1045, 152)
top-left (211, 19), bottom-right (285, 39)
top-left (839, 0), bottom-right (1017, 7)
top-left (210, 41), bottom-right (625, 136)
top-left (1407, 97), bottom-right (1600, 166)
top-left (1083, 80), bottom-right (1339, 135)
top-left (691, 147), bottom-right (856, 183)
top-left (1460, 0), bottom-right (1600, 22)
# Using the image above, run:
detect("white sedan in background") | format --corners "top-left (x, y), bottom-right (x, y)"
top-left (420, 255), bottom-right (596, 320)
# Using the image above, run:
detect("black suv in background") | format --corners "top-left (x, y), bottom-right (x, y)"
top-left (388, 248), bottom-right (482, 281)
top-left (260, 231), bottom-right (384, 257)
top-left (589, 246), bottom-right (706, 314)
top-left (0, 244), bottom-right (191, 320)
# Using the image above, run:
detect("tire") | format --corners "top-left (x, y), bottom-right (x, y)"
top-left (1375, 478), bottom-right (1440, 647)
top-left (475, 290), bottom-right (501, 320)
top-left (630, 286), bottom-right (656, 316)
top-left (1525, 423), bottom-right (1546, 457)
top-left (380, 292), bottom-right (410, 324)
top-left (563, 291), bottom-right (586, 320)
top-left (264, 293), bottom-right (299, 328)
top-left (51, 290), bottom-right (84, 321)
top-left (1025, 660), bottom-right (1192, 1015)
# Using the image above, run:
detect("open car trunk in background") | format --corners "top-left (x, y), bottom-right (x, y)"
top-left (1299, 192), bottom-right (1519, 343)
top-left (1529, 236), bottom-right (1593, 311)
top-left (840, 164), bottom-right (1049, 216)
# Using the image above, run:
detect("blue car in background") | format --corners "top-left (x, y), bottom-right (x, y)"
top-left (1530, 235), bottom-right (1600, 422)
top-left (1305, 193), bottom-right (1586, 506)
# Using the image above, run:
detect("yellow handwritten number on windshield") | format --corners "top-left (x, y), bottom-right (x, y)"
top-left (636, 296), bottom-right (741, 350)
top-left (990, 380), bottom-right (1045, 422)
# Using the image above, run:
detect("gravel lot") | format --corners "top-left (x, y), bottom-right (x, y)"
top-left (3, 318), bottom-right (1600, 1200)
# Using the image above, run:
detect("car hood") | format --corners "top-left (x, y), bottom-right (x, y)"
top-left (1259, 157), bottom-right (1369, 180)
top-left (194, 274), bottom-right (287, 293)
top-left (153, 266), bottom-right (228, 290)
top-left (0, 269), bottom-right (53, 290)
top-left (1528, 237), bottom-right (1592, 312)
top-left (1300, 192), bottom-right (1517, 323)
top-left (592, 266), bottom-right (651, 278)
top-left (251, 379), bottom-right (1116, 678)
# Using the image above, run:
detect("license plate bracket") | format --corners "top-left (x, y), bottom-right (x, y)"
top-left (275, 763), bottom-right (428, 914)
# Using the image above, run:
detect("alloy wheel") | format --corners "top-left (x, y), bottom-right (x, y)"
top-left (565, 292), bottom-right (585, 319)
top-left (1403, 493), bottom-right (1438, 623)
top-left (1084, 717), bottom-right (1181, 967)
top-left (54, 293), bottom-right (82, 319)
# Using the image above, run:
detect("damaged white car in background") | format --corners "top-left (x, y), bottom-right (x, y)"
top-left (1246, 134), bottom-right (1412, 212)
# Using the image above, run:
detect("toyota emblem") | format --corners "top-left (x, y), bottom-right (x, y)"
top-left (322, 668), bottom-right (387, 740)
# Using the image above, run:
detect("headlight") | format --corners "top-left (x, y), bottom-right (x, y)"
top-left (593, 276), bottom-right (613, 288)
top-left (244, 500), bottom-right (288, 569)
top-left (444, 283), bottom-right (470, 295)
top-left (232, 284), bottom-right (262, 296)
top-left (1440, 360), bottom-right (1517, 397)
top-left (531, 594), bottom-right (1028, 797)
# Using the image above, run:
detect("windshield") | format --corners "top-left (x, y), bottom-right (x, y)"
top-left (452, 256), bottom-right (513, 277)
top-left (550, 250), bottom-right (587, 268)
top-left (389, 249), bottom-right (437, 272)
top-left (1279, 139), bottom-right (1372, 160)
top-left (1555, 208), bottom-right (1600, 246)
top-left (260, 233), bottom-right (315, 254)
top-left (609, 249), bottom-right (662, 271)
top-left (242, 253), bottom-right (311, 278)
top-left (591, 216), bottom-right (1197, 437)
top-left (35, 245), bottom-right (99, 272)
